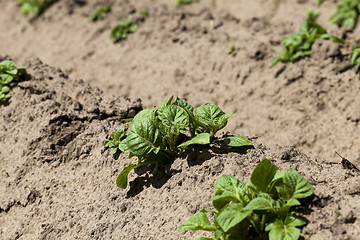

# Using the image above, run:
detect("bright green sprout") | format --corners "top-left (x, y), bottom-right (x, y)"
top-left (90, 3), bottom-right (112, 21)
top-left (175, 0), bottom-right (199, 7)
top-left (329, 0), bottom-right (360, 29)
top-left (179, 158), bottom-right (314, 240)
top-left (228, 44), bottom-right (235, 54)
top-left (104, 96), bottom-right (253, 189)
top-left (351, 45), bottom-right (360, 73)
top-left (272, 10), bottom-right (344, 67)
top-left (18, 0), bottom-right (59, 17)
top-left (110, 18), bottom-right (138, 42)
top-left (0, 60), bottom-right (26, 104)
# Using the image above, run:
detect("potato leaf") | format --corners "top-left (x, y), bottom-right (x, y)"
top-left (126, 110), bottom-right (161, 156)
top-left (243, 193), bottom-right (274, 211)
top-left (266, 216), bottom-right (305, 240)
top-left (215, 203), bottom-right (251, 232)
top-left (157, 105), bottom-right (189, 134)
top-left (250, 158), bottom-right (278, 193)
top-left (177, 132), bottom-right (211, 148)
top-left (194, 103), bottom-right (232, 137)
top-left (273, 169), bottom-right (314, 201)
top-left (217, 136), bottom-right (253, 147)
top-left (116, 160), bottom-right (155, 189)
top-left (211, 175), bottom-right (248, 210)
top-left (178, 212), bottom-right (216, 232)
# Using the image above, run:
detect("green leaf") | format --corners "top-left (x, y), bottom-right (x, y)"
top-left (126, 109), bottom-right (161, 156)
top-left (218, 136), bottom-right (252, 147)
top-left (1, 86), bottom-right (10, 93)
top-left (179, 212), bottom-right (216, 232)
top-left (157, 105), bottom-right (189, 134)
top-left (266, 216), bottom-right (305, 240)
top-left (274, 169), bottom-right (314, 200)
top-left (116, 160), bottom-right (154, 189)
top-left (194, 103), bottom-right (226, 127)
top-left (118, 140), bottom-right (128, 152)
top-left (175, 97), bottom-right (195, 118)
top-left (110, 147), bottom-right (118, 155)
top-left (250, 158), bottom-right (278, 193)
top-left (243, 193), bottom-right (274, 211)
top-left (177, 133), bottom-right (211, 148)
top-left (215, 203), bottom-right (251, 232)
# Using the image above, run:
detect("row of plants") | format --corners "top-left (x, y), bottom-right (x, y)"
top-left (17, 0), bottom-right (198, 42)
top-left (104, 97), bottom-right (314, 239)
top-left (273, 0), bottom-right (360, 73)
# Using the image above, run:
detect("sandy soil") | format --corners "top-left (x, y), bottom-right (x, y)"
top-left (1, 0), bottom-right (360, 239)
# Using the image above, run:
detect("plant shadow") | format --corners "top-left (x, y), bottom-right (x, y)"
top-left (125, 164), bottom-right (172, 198)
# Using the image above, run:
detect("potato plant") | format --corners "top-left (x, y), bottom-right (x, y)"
top-left (18, 0), bottom-right (59, 17)
top-left (329, 0), bottom-right (360, 29)
top-left (110, 18), bottom-right (138, 42)
top-left (104, 96), bottom-right (253, 189)
top-left (90, 4), bottom-right (112, 21)
top-left (0, 60), bottom-right (26, 103)
top-left (179, 158), bottom-right (314, 240)
top-left (272, 10), bottom-right (344, 66)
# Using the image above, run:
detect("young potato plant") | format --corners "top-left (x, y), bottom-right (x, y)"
top-left (329, 0), bottom-right (360, 29)
top-left (18, 0), bottom-right (59, 17)
top-left (272, 10), bottom-right (344, 66)
top-left (90, 4), bottom-right (112, 21)
top-left (0, 60), bottom-right (26, 103)
top-left (105, 96), bottom-right (253, 189)
top-left (110, 18), bottom-right (138, 42)
top-left (175, 0), bottom-right (199, 7)
top-left (351, 45), bottom-right (360, 73)
top-left (179, 158), bottom-right (314, 240)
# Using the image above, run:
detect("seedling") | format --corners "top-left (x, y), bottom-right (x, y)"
top-left (329, 0), bottom-right (360, 29)
top-left (0, 60), bottom-right (26, 104)
top-left (175, 0), bottom-right (198, 7)
top-left (351, 45), bottom-right (360, 73)
top-left (90, 4), bottom-right (112, 21)
top-left (179, 158), bottom-right (314, 240)
top-left (105, 96), bottom-right (252, 189)
top-left (18, 0), bottom-right (59, 17)
top-left (272, 10), bottom-right (344, 66)
top-left (110, 18), bottom-right (138, 42)
top-left (228, 44), bottom-right (235, 54)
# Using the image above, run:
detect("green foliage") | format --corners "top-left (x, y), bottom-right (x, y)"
top-left (18, 0), bottom-right (59, 17)
top-left (351, 45), bottom-right (360, 73)
top-left (228, 45), bottom-right (235, 54)
top-left (110, 18), bottom-right (138, 42)
top-left (0, 60), bottom-right (26, 104)
top-left (90, 4), bottom-right (112, 21)
top-left (272, 10), bottom-right (344, 67)
top-left (329, 0), bottom-right (360, 29)
top-left (104, 127), bottom-right (126, 155)
top-left (179, 158), bottom-right (314, 240)
top-left (104, 96), bottom-right (252, 189)
top-left (175, 0), bottom-right (198, 7)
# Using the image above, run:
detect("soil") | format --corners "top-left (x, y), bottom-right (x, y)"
top-left (1, 0), bottom-right (360, 239)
